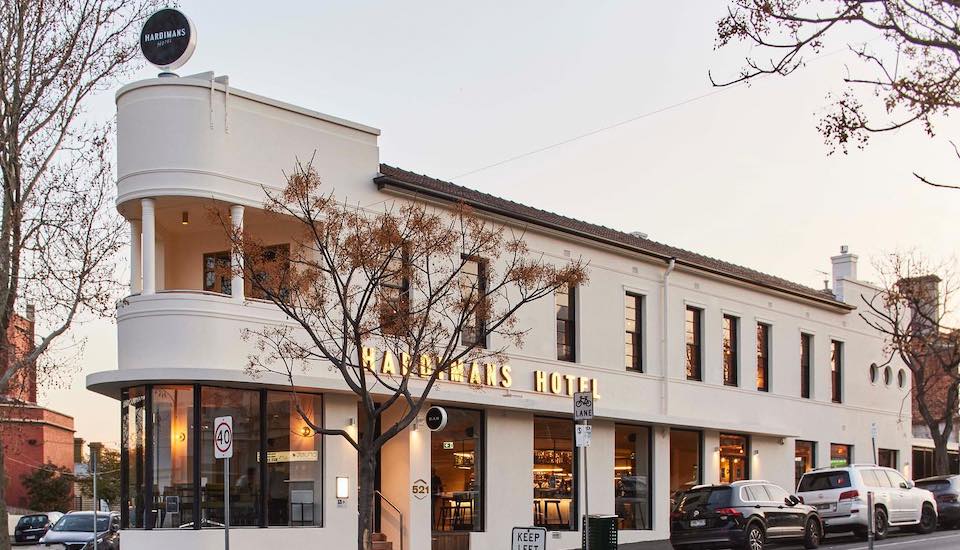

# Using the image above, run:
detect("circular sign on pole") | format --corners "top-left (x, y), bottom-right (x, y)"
top-left (425, 406), bottom-right (447, 432)
top-left (140, 8), bottom-right (197, 71)
top-left (214, 416), bottom-right (234, 459)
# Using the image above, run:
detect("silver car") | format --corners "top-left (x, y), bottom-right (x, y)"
top-left (39, 511), bottom-right (120, 550)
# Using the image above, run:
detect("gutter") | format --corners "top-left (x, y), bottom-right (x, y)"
top-left (375, 175), bottom-right (854, 312)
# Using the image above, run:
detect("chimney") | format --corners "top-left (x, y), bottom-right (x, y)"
top-left (831, 245), bottom-right (858, 301)
top-left (73, 437), bottom-right (85, 464)
top-left (897, 274), bottom-right (941, 334)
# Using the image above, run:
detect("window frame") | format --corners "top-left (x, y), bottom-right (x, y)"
top-left (685, 306), bottom-right (703, 381)
top-left (532, 415), bottom-right (578, 531)
top-left (800, 333), bottom-right (813, 399)
top-left (756, 322), bottom-right (771, 392)
top-left (722, 314), bottom-right (739, 387)
top-left (831, 340), bottom-right (843, 403)
top-left (379, 248), bottom-right (411, 336)
top-left (625, 293), bottom-right (644, 372)
top-left (459, 255), bottom-right (488, 349)
top-left (120, 385), bottom-right (325, 530)
top-left (556, 285), bottom-right (577, 362)
top-left (613, 423), bottom-right (653, 530)
top-left (430, 406), bottom-right (486, 533)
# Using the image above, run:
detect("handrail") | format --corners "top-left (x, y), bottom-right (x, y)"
top-left (373, 489), bottom-right (403, 550)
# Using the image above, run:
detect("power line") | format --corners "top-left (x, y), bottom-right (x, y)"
top-left (452, 44), bottom-right (860, 180)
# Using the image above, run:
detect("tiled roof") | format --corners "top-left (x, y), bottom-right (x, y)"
top-left (375, 164), bottom-right (851, 310)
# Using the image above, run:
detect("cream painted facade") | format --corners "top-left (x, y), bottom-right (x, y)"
top-left (88, 75), bottom-right (912, 550)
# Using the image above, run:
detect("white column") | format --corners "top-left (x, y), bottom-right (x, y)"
top-left (141, 199), bottom-right (156, 295)
top-left (230, 205), bottom-right (245, 301)
top-left (129, 219), bottom-right (142, 294)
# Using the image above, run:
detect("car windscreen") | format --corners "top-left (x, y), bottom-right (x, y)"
top-left (917, 480), bottom-right (952, 493)
top-left (17, 515), bottom-right (47, 529)
top-left (52, 515), bottom-right (109, 532)
top-left (798, 472), bottom-right (852, 492)
top-left (674, 487), bottom-right (732, 511)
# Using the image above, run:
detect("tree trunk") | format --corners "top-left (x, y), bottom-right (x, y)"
top-left (933, 436), bottom-right (951, 476)
top-left (357, 450), bottom-right (377, 550)
top-left (0, 437), bottom-right (10, 550)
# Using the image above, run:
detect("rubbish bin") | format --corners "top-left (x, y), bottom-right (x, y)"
top-left (582, 514), bottom-right (618, 550)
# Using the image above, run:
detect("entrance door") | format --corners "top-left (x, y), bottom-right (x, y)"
top-left (430, 408), bottom-right (483, 550)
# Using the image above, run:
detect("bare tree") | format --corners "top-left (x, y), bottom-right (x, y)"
top-left (861, 251), bottom-right (960, 475)
top-left (223, 160), bottom-right (587, 550)
top-left (0, 0), bottom-right (159, 545)
top-left (714, 0), bottom-right (960, 189)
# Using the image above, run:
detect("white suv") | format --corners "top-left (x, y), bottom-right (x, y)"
top-left (797, 465), bottom-right (938, 539)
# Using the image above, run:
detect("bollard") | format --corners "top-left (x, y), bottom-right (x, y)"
top-left (866, 491), bottom-right (874, 550)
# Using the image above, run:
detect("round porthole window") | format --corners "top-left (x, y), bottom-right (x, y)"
top-left (884, 366), bottom-right (893, 386)
top-left (898, 369), bottom-right (907, 389)
top-left (869, 363), bottom-right (879, 384)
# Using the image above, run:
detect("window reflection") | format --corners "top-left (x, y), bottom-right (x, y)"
top-left (831, 443), bottom-right (852, 467)
top-left (533, 417), bottom-right (575, 530)
top-left (615, 425), bottom-right (650, 530)
top-left (670, 429), bottom-right (701, 506)
top-left (152, 386), bottom-right (194, 528)
top-left (795, 441), bottom-right (815, 489)
top-left (200, 387), bottom-right (261, 527)
top-left (266, 392), bottom-right (322, 526)
top-left (121, 388), bottom-right (146, 528)
top-left (431, 408), bottom-right (483, 532)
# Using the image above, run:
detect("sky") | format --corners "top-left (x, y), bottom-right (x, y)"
top-left (44, 1), bottom-right (960, 448)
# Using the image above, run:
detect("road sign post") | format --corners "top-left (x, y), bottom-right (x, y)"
top-left (573, 392), bottom-right (594, 550)
top-left (214, 416), bottom-right (234, 550)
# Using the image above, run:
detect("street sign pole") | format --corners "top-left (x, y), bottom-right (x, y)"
top-left (92, 447), bottom-right (98, 550)
top-left (224, 456), bottom-right (230, 550)
top-left (214, 416), bottom-right (234, 550)
top-left (573, 392), bottom-right (594, 550)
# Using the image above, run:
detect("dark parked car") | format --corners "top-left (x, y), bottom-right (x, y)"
top-left (39, 511), bottom-right (120, 550)
top-left (14, 512), bottom-right (62, 544)
top-left (670, 480), bottom-right (822, 550)
top-left (917, 475), bottom-right (960, 529)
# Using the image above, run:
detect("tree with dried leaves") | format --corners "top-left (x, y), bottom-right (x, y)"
top-left (714, 0), bottom-right (960, 189)
top-left (0, 0), bottom-right (159, 545)
top-left (861, 252), bottom-right (960, 475)
top-left (224, 160), bottom-right (587, 550)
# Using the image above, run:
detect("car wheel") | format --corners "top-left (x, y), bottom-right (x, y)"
top-left (743, 523), bottom-right (765, 550)
top-left (803, 517), bottom-right (822, 549)
top-left (874, 506), bottom-right (889, 540)
top-left (917, 503), bottom-right (937, 534)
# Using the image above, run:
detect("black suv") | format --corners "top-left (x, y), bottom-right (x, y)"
top-left (916, 475), bottom-right (960, 529)
top-left (670, 480), bottom-right (822, 550)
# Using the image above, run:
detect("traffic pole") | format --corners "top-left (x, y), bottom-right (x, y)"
top-left (582, 419), bottom-right (589, 550)
top-left (92, 447), bottom-right (98, 550)
top-left (224, 456), bottom-right (230, 550)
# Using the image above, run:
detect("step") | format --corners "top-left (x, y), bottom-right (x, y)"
top-left (371, 532), bottom-right (388, 542)
top-left (371, 541), bottom-right (393, 550)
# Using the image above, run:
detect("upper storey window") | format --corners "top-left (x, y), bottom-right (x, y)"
top-left (379, 251), bottom-right (410, 336)
top-left (800, 333), bottom-right (813, 399)
top-left (685, 306), bottom-right (702, 381)
top-left (203, 243), bottom-right (290, 300)
top-left (625, 293), bottom-right (643, 371)
top-left (556, 285), bottom-right (576, 362)
top-left (722, 314), bottom-right (739, 387)
top-left (831, 340), bottom-right (843, 403)
top-left (459, 256), bottom-right (487, 348)
top-left (756, 323), bottom-right (770, 392)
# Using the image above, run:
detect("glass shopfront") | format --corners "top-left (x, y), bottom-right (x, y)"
top-left (120, 385), bottom-right (323, 530)
top-left (795, 441), bottom-right (816, 489)
top-left (669, 429), bottom-right (701, 504)
top-left (614, 425), bottom-right (651, 530)
top-left (533, 417), bottom-right (576, 531)
top-left (719, 434), bottom-right (749, 483)
top-left (431, 408), bottom-right (483, 532)
top-left (831, 443), bottom-right (852, 467)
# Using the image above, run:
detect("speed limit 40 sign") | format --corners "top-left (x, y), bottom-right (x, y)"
top-left (214, 416), bottom-right (234, 459)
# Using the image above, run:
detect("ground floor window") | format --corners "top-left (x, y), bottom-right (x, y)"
top-left (431, 408), bottom-right (484, 532)
top-left (795, 441), bottom-right (816, 490)
top-left (912, 447), bottom-right (960, 479)
top-left (877, 448), bottom-right (898, 470)
top-left (152, 386), bottom-right (195, 528)
top-left (266, 392), bottom-right (323, 526)
top-left (614, 425), bottom-right (651, 530)
top-left (719, 434), bottom-right (749, 483)
top-left (533, 417), bottom-right (576, 531)
top-left (669, 429), bottom-right (701, 506)
top-left (831, 443), bottom-right (852, 467)
top-left (120, 385), bottom-right (323, 530)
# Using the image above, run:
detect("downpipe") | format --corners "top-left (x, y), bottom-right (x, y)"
top-left (660, 258), bottom-right (676, 416)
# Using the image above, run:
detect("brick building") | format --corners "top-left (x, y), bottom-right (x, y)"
top-left (0, 311), bottom-right (76, 510)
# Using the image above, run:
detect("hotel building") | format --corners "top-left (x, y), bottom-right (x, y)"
top-left (87, 74), bottom-right (911, 550)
